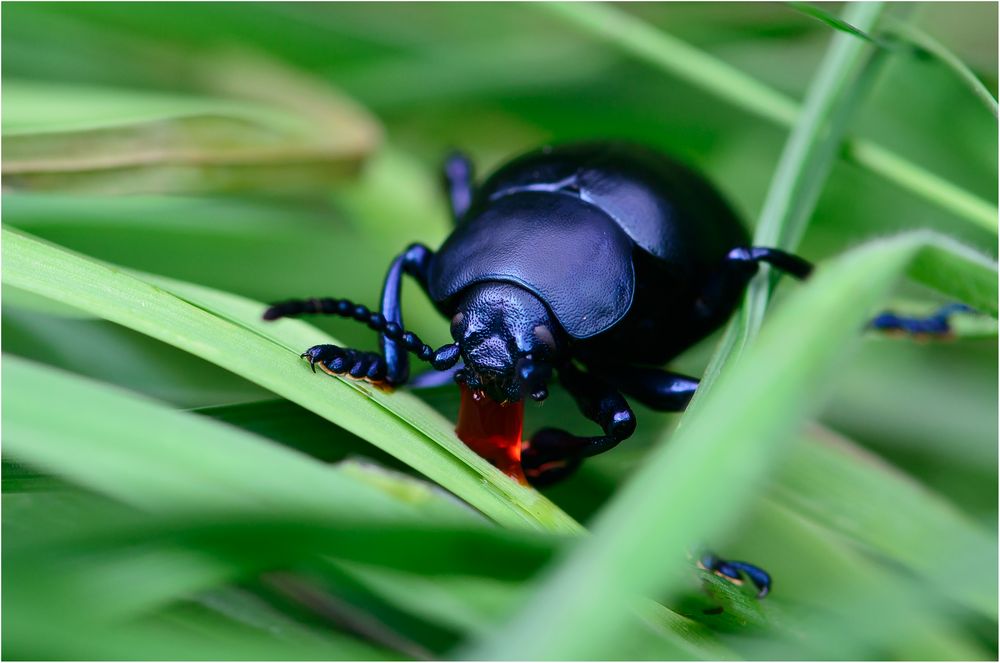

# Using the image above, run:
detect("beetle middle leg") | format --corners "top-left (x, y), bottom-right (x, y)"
top-left (596, 364), bottom-right (700, 412)
top-left (695, 246), bottom-right (813, 324)
top-left (443, 151), bottom-right (475, 223)
top-left (522, 363), bottom-right (636, 486)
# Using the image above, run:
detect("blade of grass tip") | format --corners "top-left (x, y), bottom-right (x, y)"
top-left (790, 2), bottom-right (887, 48)
top-left (797, 3), bottom-right (999, 119)
top-left (705, 1), bottom-right (886, 393)
top-left (466, 231), bottom-right (997, 660)
top-left (1, 227), bottom-right (580, 534)
top-left (538, 2), bottom-right (998, 234)
top-left (889, 23), bottom-right (999, 119)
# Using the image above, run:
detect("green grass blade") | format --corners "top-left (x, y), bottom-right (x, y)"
top-left (2, 54), bottom-right (379, 195)
top-left (467, 231), bottom-right (997, 659)
top-left (893, 24), bottom-right (999, 119)
top-left (755, 2), bottom-right (885, 250)
top-left (539, 2), bottom-right (998, 233)
top-left (1, 227), bottom-right (581, 533)
top-left (538, 2), bottom-right (797, 125)
top-left (705, 1), bottom-right (885, 392)
top-left (3, 355), bottom-right (448, 522)
top-left (775, 426), bottom-right (996, 617)
top-left (792, 3), bottom-right (999, 119)
top-left (2, 230), bottom-right (726, 659)
top-left (790, 2), bottom-right (888, 48)
top-left (732, 499), bottom-right (992, 660)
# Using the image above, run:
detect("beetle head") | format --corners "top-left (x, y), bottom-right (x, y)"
top-left (450, 282), bottom-right (564, 403)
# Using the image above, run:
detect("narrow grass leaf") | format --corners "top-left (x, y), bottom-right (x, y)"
top-left (3, 355), bottom-right (443, 522)
top-left (2, 227), bottom-right (581, 533)
top-left (789, 2), bottom-right (888, 48)
top-left (734, 500), bottom-right (992, 660)
top-left (793, 3), bottom-right (999, 118)
top-left (702, 1), bottom-right (886, 391)
top-left (774, 426), bottom-right (996, 617)
top-left (468, 231), bottom-right (997, 659)
top-left (539, 2), bottom-right (998, 233)
top-left (890, 24), bottom-right (999, 118)
top-left (2, 52), bottom-right (379, 195)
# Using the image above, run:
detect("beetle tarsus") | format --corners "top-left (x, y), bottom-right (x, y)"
top-left (301, 345), bottom-right (390, 383)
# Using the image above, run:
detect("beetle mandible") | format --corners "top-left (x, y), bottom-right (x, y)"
top-left (265, 141), bottom-right (812, 483)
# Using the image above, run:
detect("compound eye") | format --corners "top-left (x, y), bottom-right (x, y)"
top-left (450, 312), bottom-right (466, 339)
top-left (533, 325), bottom-right (557, 354)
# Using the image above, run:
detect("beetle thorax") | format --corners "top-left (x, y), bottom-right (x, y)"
top-left (450, 282), bottom-right (563, 403)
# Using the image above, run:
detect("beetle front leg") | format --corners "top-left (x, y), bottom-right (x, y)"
top-left (378, 243), bottom-right (434, 385)
top-left (264, 243), bottom-right (461, 388)
top-left (301, 345), bottom-right (388, 382)
top-left (522, 363), bottom-right (636, 487)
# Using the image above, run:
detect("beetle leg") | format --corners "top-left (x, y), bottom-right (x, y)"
top-left (698, 553), bottom-right (772, 598)
top-left (409, 361), bottom-right (464, 389)
top-left (443, 151), bottom-right (475, 223)
top-left (727, 246), bottom-right (813, 279)
top-left (595, 364), bottom-right (699, 412)
top-left (301, 345), bottom-right (389, 383)
top-left (522, 363), bottom-right (636, 487)
top-left (377, 243), bottom-right (435, 385)
top-left (695, 246), bottom-right (812, 324)
top-left (868, 303), bottom-right (974, 339)
top-left (263, 243), bottom-right (457, 387)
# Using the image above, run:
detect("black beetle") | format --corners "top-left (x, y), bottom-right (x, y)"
top-left (265, 141), bottom-right (811, 481)
top-left (265, 141), bottom-right (818, 598)
top-left (264, 141), bottom-right (972, 598)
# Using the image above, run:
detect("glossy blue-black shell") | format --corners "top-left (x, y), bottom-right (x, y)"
top-left (428, 192), bottom-right (636, 338)
top-left (428, 142), bottom-right (749, 343)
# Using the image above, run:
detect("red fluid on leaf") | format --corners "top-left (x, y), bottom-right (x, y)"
top-left (455, 383), bottom-right (527, 483)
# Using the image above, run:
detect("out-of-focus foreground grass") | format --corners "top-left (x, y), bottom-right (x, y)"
top-left (2, 3), bottom-right (997, 660)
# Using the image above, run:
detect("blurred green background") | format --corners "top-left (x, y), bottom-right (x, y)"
top-left (3, 2), bottom-right (997, 660)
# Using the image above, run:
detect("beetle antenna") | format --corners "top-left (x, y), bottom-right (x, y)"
top-left (263, 297), bottom-right (461, 370)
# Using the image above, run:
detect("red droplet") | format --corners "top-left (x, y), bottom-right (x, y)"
top-left (455, 383), bottom-right (526, 483)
